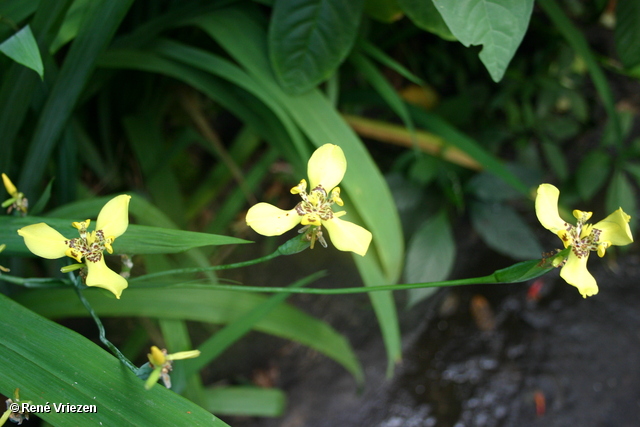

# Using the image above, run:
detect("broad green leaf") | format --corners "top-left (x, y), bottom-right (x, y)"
top-left (615, 0), bottom-right (640, 68)
top-left (433, 0), bottom-right (534, 81)
top-left (0, 293), bottom-right (227, 426)
top-left (397, 0), bottom-right (455, 41)
top-left (470, 200), bottom-right (542, 260)
top-left (576, 149), bottom-right (611, 200)
top-left (606, 170), bottom-right (637, 232)
top-left (269, 0), bottom-right (364, 94)
top-left (0, 215), bottom-right (248, 256)
top-left (404, 210), bottom-right (455, 308)
top-left (0, 25), bottom-right (43, 78)
top-left (203, 386), bottom-right (286, 417)
top-left (15, 287), bottom-right (364, 384)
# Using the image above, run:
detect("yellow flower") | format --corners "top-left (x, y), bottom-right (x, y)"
top-left (246, 144), bottom-right (372, 256)
top-left (145, 345), bottom-right (201, 390)
top-left (2, 173), bottom-right (28, 215)
top-left (17, 195), bottom-right (131, 298)
top-left (535, 183), bottom-right (633, 297)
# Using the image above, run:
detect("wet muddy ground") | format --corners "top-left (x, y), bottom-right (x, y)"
top-left (222, 245), bottom-right (640, 427)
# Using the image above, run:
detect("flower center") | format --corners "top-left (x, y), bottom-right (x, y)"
top-left (64, 220), bottom-right (115, 264)
top-left (559, 210), bottom-right (610, 259)
top-left (291, 180), bottom-right (344, 226)
top-left (289, 179), bottom-right (345, 249)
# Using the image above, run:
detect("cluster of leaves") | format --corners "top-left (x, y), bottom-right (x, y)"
top-left (0, 0), bottom-right (639, 425)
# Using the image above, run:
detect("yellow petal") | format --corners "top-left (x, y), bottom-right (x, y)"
top-left (85, 257), bottom-right (128, 299)
top-left (323, 217), bottom-right (372, 256)
top-left (148, 346), bottom-right (166, 366)
top-left (17, 223), bottom-right (69, 259)
top-left (246, 203), bottom-right (301, 236)
top-left (96, 195), bottom-right (131, 238)
top-left (593, 208), bottom-right (633, 246)
top-left (166, 349), bottom-right (201, 361)
top-left (2, 173), bottom-right (17, 197)
top-left (560, 251), bottom-right (598, 298)
top-left (535, 184), bottom-right (567, 234)
top-left (307, 144), bottom-right (346, 191)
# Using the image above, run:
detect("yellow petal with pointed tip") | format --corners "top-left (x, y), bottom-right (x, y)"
top-left (85, 257), bottom-right (128, 299)
top-left (560, 252), bottom-right (598, 298)
top-left (535, 184), bottom-right (567, 234)
top-left (17, 223), bottom-right (68, 259)
top-left (307, 144), bottom-right (346, 191)
top-left (593, 208), bottom-right (633, 246)
top-left (246, 203), bottom-right (301, 236)
top-left (2, 173), bottom-right (17, 197)
top-left (96, 195), bottom-right (131, 238)
top-left (323, 217), bottom-right (372, 256)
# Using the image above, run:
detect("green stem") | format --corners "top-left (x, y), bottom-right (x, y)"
top-left (178, 274), bottom-right (497, 295)
top-left (69, 273), bottom-right (137, 372)
top-left (130, 249), bottom-right (281, 283)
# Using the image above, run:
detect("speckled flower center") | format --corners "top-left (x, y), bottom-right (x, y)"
top-left (295, 185), bottom-right (335, 225)
top-left (559, 211), bottom-right (609, 258)
top-left (64, 221), bottom-right (114, 264)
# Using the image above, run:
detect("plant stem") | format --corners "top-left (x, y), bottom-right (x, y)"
top-left (69, 273), bottom-right (137, 372)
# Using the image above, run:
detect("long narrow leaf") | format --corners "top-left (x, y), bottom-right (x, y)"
top-left (0, 293), bottom-right (227, 426)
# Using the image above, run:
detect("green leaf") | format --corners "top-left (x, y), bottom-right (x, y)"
top-left (410, 107), bottom-right (530, 195)
top-left (404, 210), bottom-right (455, 308)
top-left (350, 52), bottom-right (416, 138)
top-left (0, 293), bottom-right (228, 426)
top-left (615, 0), bottom-right (640, 68)
top-left (269, 0), bottom-right (365, 94)
top-left (576, 149), bottom-right (611, 200)
top-left (492, 248), bottom-right (569, 283)
top-left (18, 0), bottom-right (134, 196)
top-left (15, 286), bottom-right (364, 384)
top-left (30, 178), bottom-right (55, 216)
top-left (466, 165), bottom-right (539, 202)
top-left (541, 141), bottom-right (569, 182)
top-left (50, 0), bottom-right (93, 54)
top-left (606, 170), bottom-right (637, 232)
top-left (397, 0), bottom-right (455, 41)
top-left (0, 215), bottom-right (248, 256)
top-left (354, 253), bottom-right (401, 376)
top-left (470, 201), bottom-right (543, 260)
top-left (433, 0), bottom-right (534, 81)
top-left (203, 386), bottom-right (286, 417)
top-left (0, 25), bottom-right (43, 79)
